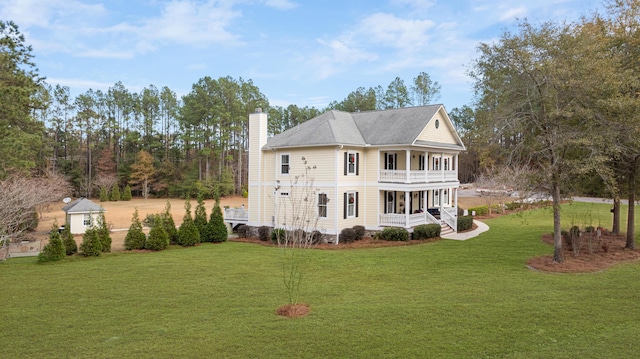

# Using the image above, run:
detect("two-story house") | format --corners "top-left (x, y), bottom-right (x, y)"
top-left (247, 105), bottom-right (465, 243)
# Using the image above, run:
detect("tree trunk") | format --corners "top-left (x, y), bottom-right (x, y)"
top-left (552, 179), bottom-right (563, 263)
top-left (612, 196), bottom-right (620, 235)
top-left (626, 162), bottom-right (636, 249)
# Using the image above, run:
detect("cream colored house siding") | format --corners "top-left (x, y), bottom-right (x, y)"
top-left (417, 110), bottom-right (458, 145)
top-left (66, 212), bottom-right (101, 234)
top-left (274, 147), bottom-right (337, 184)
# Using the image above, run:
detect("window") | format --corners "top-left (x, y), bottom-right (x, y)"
top-left (432, 157), bottom-right (440, 171)
top-left (444, 158), bottom-right (449, 171)
top-left (385, 152), bottom-right (397, 170)
top-left (435, 119), bottom-right (440, 129)
top-left (279, 192), bottom-right (289, 197)
top-left (419, 155), bottom-right (425, 171)
top-left (444, 189), bottom-right (449, 205)
top-left (318, 193), bottom-right (328, 218)
top-left (281, 154), bottom-right (290, 174)
top-left (385, 191), bottom-right (395, 214)
top-left (83, 214), bottom-right (91, 227)
top-left (433, 190), bottom-right (440, 206)
top-left (344, 151), bottom-right (359, 175)
top-left (343, 192), bottom-right (358, 218)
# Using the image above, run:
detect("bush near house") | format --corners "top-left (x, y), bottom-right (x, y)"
top-left (237, 225), bottom-right (250, 238)
top-left (413, 224), bottom-right (441, 240)
top-left (378, 227), bottom-right (409, 242)
top-left (61, 223), bottom-right (77, 256)
top-left (258, 226), bottom-right (270, 242)
top-left (468, 205), bottom-right (488, 216)
top-left (352, 226), bottom-right (366, 241)
top-left (457, 215), bottom-right (474, 232)
top-left (270, 228), bottom-right (286, 244)
top-left (339, 228), bottom-right (358, 244)
top-left (125, 209), bottom-right (146, 250)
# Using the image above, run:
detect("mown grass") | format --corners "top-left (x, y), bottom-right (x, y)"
top-left (1, 201), bottom-right (639, 358)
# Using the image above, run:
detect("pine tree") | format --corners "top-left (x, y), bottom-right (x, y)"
top-left (177, 197), bottom-right (200, 246)
top-left (109, 185), bottom-right (121, 201)
top-left (61, 221), bottom-right (77, 255)
top-left (145, 215), bottom-right (169, 251)
top-left (99, 187), bottom-right (108, 202)
top-left (161, 200), bottom-right (178, 244)
top-left (38, 221), bottom-right (66, 262)
top-left (124, 208), bottom-right (146, 250)
top-left (206, 199), bottom-right (228, 243)
top-left (80, 227), bottom-right (102, 256)
top-left (97, 212), bottom-right (111, 252)
top-left (194, 192), bottom-right (208, 239)
top-left (122, 184), bottom-right (132, 201)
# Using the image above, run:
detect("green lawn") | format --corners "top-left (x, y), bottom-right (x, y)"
top-left (1, 202), bottom-right (639, 358)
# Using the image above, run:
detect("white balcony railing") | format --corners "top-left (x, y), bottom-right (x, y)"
top-left (380, 169), bottom-right (458, 183)
top-left (379, 211), bottom-right (440, 228)
top-left (224, 208), bottom-right (249, 221)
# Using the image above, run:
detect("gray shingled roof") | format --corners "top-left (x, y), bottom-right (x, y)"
top-left (62, 198), bottom-right (105, 214)
top-left (264, 105), bottom-right (454, 149)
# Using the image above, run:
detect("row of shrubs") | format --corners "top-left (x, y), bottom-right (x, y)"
top-left (38, 213), bottom-right (112, 263)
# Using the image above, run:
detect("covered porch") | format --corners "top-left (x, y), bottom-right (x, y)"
top-left (378, 189), bottom-right (458, 231)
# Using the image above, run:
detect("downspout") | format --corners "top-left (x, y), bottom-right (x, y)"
top-left (335, 145), bottom-right (343, 244)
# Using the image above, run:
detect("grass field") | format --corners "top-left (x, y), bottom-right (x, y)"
top-left (1, 201), bottom-right (639, 358)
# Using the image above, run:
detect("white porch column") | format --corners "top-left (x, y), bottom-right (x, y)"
top-left (454, 153), bottom-right (459, 175)
top-left (439, 188), bottom-right (443, 212)
top-left (424, 151), bottom-right (428, 182)
top-left (405, 149), bottom-right (411, 183)
top-left (405, 191), bottom-right (410, 227)
top-left (440, 152), bottom-right (445, 181)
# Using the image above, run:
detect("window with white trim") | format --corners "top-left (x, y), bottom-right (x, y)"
top-left (444, 158), bottom-right (449, 171)
top-left (419, 155), bottom-right (425, 171)
top-left (318, 193), bottom-right (328, 218)
top-left (344, 191), bottom-right (358, 218)
top-left (433, 190), bottom-right (440, 206)
top-left (432, 157), bottom-right (440, 171)
top-left (444, 189), bottom-right (449, 205)
top-left (279, 192), bottom-right (290, 197)
top-left (83, 214), bottom-right (91, 227)
top-left (280, 154), bottom-right (290, 174)
top-left (347, 152), bottom-right (357, 175)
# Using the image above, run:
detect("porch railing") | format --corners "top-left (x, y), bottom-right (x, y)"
top-left (380, 169), bottom-right (458, 183)
top-left (224, 208), bottom-right (249, 221)
top-left (379, 211), bottom-right (440, 228)
top-left (441, 207), bottom-right (457, 232)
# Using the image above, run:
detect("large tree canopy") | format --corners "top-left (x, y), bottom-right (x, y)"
top-left (0, 21), bottom-right (45, 177)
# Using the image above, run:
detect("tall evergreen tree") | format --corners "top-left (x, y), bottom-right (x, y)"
top-left (206, 199), bottom-right (228, 243)
top-left (194, 192), bottom-right (208, 238)
top-left (124, 208), bottom-right (146, 250)
top-left (177, 197), bottom-right (200, 246)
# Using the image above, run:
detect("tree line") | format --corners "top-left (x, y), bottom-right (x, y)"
top-left (1, 18), bottom-right (447, 200)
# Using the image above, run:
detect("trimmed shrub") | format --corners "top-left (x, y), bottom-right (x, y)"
top-left (121, 184), bottom-right (132, 201)
top-left (110, 185), bottom-right (121, 201)
top-left (468, 206), bottom-right (488, 216)
top-left (379, 227), bottom-right (409, 241)
top-left (258, 226), bottom-right (270, 242)
top-left (237, 225), bottom-right (250, 238)
top-left (38, 222), bottom-right (66, 263)
top-left (161, 201), bottom-right (178, 244)
top-left (61, 223), bottom-right (77, 256)
top-left (80, 227), bottom-right (102, 256)
top-left (505, 202), bottom-right (523, 211)
top-left (177, 197), bottom-right (200, 246)
top-left (97, 213), bottom-right (111, 252)
top-left (145, 216), bottom-right (169, 251)
top-left (413, 224), bottom-right (441, 240)
top-left (271, 228), bottom-right (286, 244)
top-left (457, 215), bottom-right (473, 232)
top-left (194, 193), bottom-right (208, 238)
top-left (339, 228), bottom-right (358, 244)
top-left (205, 200), bottom-right (228, 243)
top-left (125, 208), bottom-right (146, 250)
top-left (352, 225), bottom-right (366, 241)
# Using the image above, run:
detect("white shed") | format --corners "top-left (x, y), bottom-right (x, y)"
top-left (61, 198), bottom-right (105, 234)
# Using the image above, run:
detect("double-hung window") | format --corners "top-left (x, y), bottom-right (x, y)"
top-left (83, 214), bottom-right (91, 227)
top-left (343, 192), bottom-right (358, 219)
top-left (281, 154), bottom-right (290, 174)
top-left (344, 151), bottom-right (359, 175)
top-left (318, 193), bottom-right (328, 218)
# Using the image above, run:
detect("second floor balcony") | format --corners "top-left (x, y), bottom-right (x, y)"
top-left (380, 169), bottom-right (458, 183)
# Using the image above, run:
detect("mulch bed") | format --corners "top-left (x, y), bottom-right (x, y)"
top-left (230, 236), bottom-right (440, 249)
top-left (528, 232), bottom-right (640, 273)
top-left (276, 304), bottom-right (310, 317)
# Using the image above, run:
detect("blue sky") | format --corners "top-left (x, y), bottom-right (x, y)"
top-left (2, 0), bottom-right (604, 111)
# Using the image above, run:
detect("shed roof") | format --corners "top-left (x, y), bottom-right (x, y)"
top-left (62, 198), bottom-right (105, 214)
